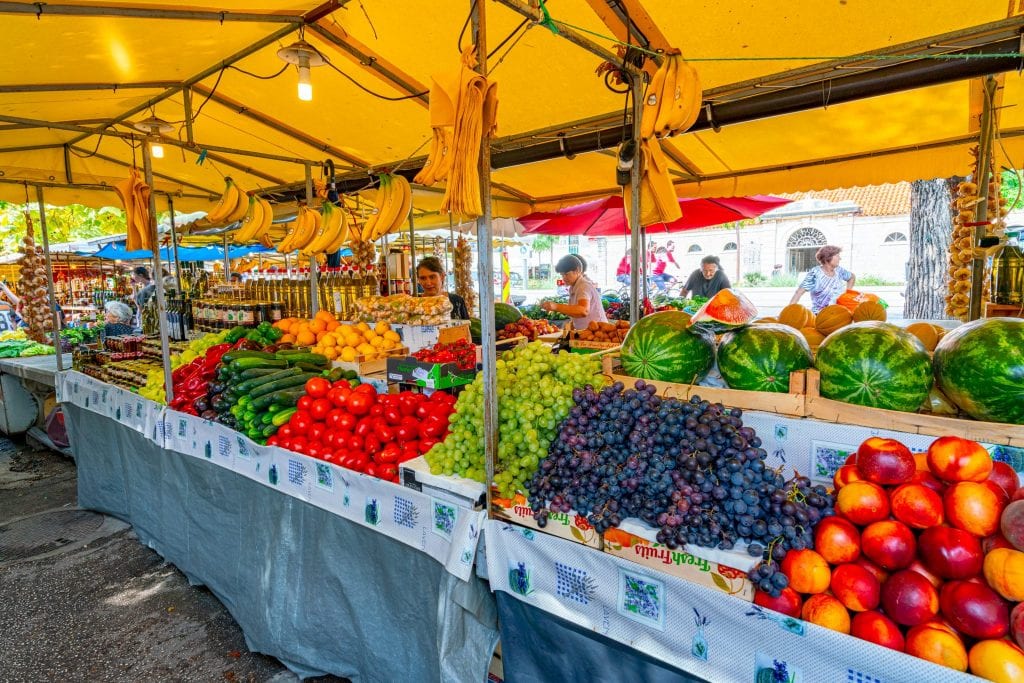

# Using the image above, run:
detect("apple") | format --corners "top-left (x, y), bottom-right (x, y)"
top-left (918, 526), bottom-right (983, 579)
top-left (1011, 602), bottom-right (1024, 651)
top-left (856, 436), bottom-right (915, 485)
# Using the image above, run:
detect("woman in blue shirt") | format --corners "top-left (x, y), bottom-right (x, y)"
top-left (789, 245), bottom-right (856, 314)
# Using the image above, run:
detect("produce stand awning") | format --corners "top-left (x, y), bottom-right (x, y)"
top-left (0, 1), bottom-right (1021, 218)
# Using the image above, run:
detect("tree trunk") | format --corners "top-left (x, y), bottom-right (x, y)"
top-left (905, 179), bottom-right (954, 320)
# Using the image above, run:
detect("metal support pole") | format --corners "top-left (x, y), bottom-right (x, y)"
top-left (472, 0), bottom-right (498, 516)
top-left (142, 141), bottom-right (174, 403)
top-left (969, 76), bottom-right (998, 321)
top-left (629, 74), bottom-right (644, 324)
top-left (305, 163), bottom-right (319, 315)
top-left (182, 87), bottom-right (195, 146)
top-left (167, 195), bottom-right (184, 340)
top-left (447, 215), bottom-right (454, 280)
top-left (223, 234), bottom-right (231, 283)
top-left (35, 186), bottom-right (64, 372)
top-left (408, 212), bottom-right (416, 296)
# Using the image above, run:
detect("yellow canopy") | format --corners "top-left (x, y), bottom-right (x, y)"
top-left (0, 0), bottom-right (1021, 220)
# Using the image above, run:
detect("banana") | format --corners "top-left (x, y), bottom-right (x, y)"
top-left (233, 196), bottom-right (263, 243)
top-left (291, 206), bottom-right (321, 251)
top-left (302, 202), bottom-right (343, 256)
top-left (361, 176), bottom-right (388, 241)
top-left (388, 175), bottom-right (413, 236)
top-left (324, 208), bottom-right (351, 254)
top-left (372, 174), bottom-right (401, 241)
top-left (277, 207), bottom-right (311, 253)
top-left (225, 183), bottom-right (250, 224)
top-left (653, 54), bottom-right (678, 137)
top-left (639, 59), bottom-right (668, 140)
top-left (205, 178), bottom-right (241, 225)
top-left (250, 197), bottom-right (274, 242)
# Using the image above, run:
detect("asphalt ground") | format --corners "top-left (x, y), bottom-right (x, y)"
top-left (0, 435), bottom-right (347, 683)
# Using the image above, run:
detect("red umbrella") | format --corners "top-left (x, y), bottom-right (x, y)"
top-left (518, 194), bottom-right (792, 236)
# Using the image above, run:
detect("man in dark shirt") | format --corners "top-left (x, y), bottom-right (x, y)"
top-left (681, 255), bottom-right (731, 299)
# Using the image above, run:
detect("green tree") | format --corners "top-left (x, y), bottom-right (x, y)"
top-left (1001, 169), bottom-right (1024, 211)
top-left (0, 203), bottom-right (126, 253)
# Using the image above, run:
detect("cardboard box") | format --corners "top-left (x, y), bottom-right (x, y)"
top-left (491, 492), bottom-right (603, 549)
top-left (393, 321), bottom-right (471, 352)
top-left (387, 356), bottom-right (476, 390)
top-left (331, 346), bottom-right (407, 376)
top-left (603, 520), bottom-right (755, 600)
top-left (400, 455), bottom-right (485, 509)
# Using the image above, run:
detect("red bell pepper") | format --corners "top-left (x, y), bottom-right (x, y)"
top-left (204, 343), bottom-right (231, 364)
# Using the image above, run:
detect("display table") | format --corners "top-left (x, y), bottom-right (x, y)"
top-left (59, 370), bottom-right (498, 682)
top-left (0, 353), bottom-right (69, 436)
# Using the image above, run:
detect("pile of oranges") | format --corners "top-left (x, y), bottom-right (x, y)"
top-left (272, 311), bottom-right (403, 361)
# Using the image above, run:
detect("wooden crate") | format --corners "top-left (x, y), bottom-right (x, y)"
top-left (332, 346), bottom-right (408, 376)
top-left (803, 369), bottom-right (1024, 447)
top-left (601, 353), bottom-right (807, 417)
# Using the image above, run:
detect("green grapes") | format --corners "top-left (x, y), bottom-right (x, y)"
top-left (425, 341), bottom-right (606, 498)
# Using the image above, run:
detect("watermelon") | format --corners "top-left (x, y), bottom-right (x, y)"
top-left (620, 311), bottom-right (714, 384)
top-left (933, 317), bottom-right (1024, 424)
top-left (718, 323), bottom-right (813, 392)
top-left (688, 289), bottom-right (758, 333)
top-left (493, 303), bottom-right (522, 331)
top-left (469, 317), bottom-right (482, 344)
top-left (815, 321), bottom-right (932, 412)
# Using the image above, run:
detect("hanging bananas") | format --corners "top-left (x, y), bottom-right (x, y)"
top-left (640, 51), bottom-right (703, 140)
top-left (277, 205), bottom-right (321, 254)
top-left (355, 173), bottom-right (412, 244)
top-left (301, 201), bottom-right (350, 257)
top-left (233, 196), bottom-right (274, 245)
top-left (202, 177), bottom-right (250, 227)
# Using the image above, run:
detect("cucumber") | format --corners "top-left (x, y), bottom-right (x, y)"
top-left (237, 395), bottom-right (252, 408)
top-left (230, 357), bottom-right (288, 371)
top-left (261, 423), bottom-right (280, 437)
top-left (271, 408), bottom-right (297, 426)
top-left (238, 367), bottom-right (283, 380)
top-left (273, 347), bottom-right (312, 356)
top-left (293, 361), bottom-right (327, 373)
top-left (249, 373), bottom-right (316, 399)
top-left (260, 411), bottom-right (275, 425)
top-left (278, 352), bottom-right (328, 366)
top-left (250, 386), bottom-right (306, 411)
top-left (222, 350), bottom-right (277, 363)
top-left (233, 367), bottom-right (299, 393)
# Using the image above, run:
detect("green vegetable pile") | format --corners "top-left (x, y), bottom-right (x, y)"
top-left (0, 340), bottom-right (55, 357)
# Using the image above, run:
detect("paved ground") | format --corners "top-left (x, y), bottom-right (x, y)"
top-left (0, 436), bottom-right (346, 683)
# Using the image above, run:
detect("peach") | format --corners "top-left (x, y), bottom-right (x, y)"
top-left (988, 461), bottom-right (1020, 498)
top-left (781, 549), bottom-right (831, 594)
top-left (833, 464), bottom-right (863, 490)
top-left (905, 622), bottom-right (968, 671)
top-left (861, 520), bottom-right (916, 570)
top-left (909, 468), bottom-right (946, 495)
top-left (880, 570), bottom-right (940, 626)
top-left (1001, 500), bottom-right (1024, 551)
top-left (1011, 603), bottom-right (1024, 651)
top-left (906, 560), bottom-right (942, 588)
top-left (940, 580), bottom-right (1010, 640)
top-left (927, 435), bottom-right (992, 482)
top-left (913, 451), bottom-right (929, 471)
top-left (856, 437), bottom-right (916, 485)
top-left (836, 481), bottom-right (890, 526)
top-left (801, 593), bottom-right (851, 634)
top-left (890, 483), bottom-right (944, 529)
top-left (853, 556), bottom-right (890, 584)
top-left (753, 586), bottom-right (802, 618)
top-left (851, 610), bottom-right (904, 651)
top-left (945, 481), bottom-right (1004, 537)
top-left (967, 639), bottom-right (1024, 683)
top-left (813, 516), bottom-right (861, 565)
top-left (918, 526), bottom-right (984, 580)
top-left (983, 548), bottom-right (1024, 601)
top-left (984, 531), bottom-right (1015, 554)
top-left (830, 563), bottom-right (880, 612)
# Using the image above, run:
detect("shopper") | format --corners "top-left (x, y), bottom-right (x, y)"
top-left (416, 256), bottom-right (470, 320)
top-left (103, 301), bottom-right (135, 337)
top-left (615, 251), bottom-right (631, 286)
top-left (789, 245), bottom-right (856, 314)
top-left (541, 254), bottom-right (607, 328)
top-left (681, 255), bottom-right (732, 299)
top-left (132, 266), bottom-right (155, 312)
top-left (0, 280), bottom-right (65, 328)
top-left (651, 247), bottom-right (675, 291)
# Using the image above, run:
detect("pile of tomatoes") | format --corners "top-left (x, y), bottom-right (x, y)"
top-left (411, 339), bottom-right (477, 370)
top-left (266, 376), bottom-right (456, 482)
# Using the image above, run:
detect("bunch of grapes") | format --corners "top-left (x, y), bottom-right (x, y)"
top-left (424, 341), bottom-right (605, 497)
top-left (526, 379), bottom-right (833, 596)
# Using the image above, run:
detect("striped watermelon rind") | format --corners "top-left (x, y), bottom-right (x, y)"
top-left (718, 323), bottom-right (813, 392)
top-left (815, 321), bottom-right (932, 412)
top-left (933, 317), bottom-right (1024, 424)
top-left (620, 311), bottom-right (715, 384)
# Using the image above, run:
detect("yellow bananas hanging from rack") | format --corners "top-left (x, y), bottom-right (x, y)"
top-left (202, 177), bottom-right (250, 227)
top-left (640, 51), bottom-right (703, 140)
top-left (301, 201), bottom-right (350, 257)
top-left (233, 196), bottom-right (274, 244)
top-left (277, 205), bottom-right (320, 254)
top-left (356, 173), bottom-right (413, 244)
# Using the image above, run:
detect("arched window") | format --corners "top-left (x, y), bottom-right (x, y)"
top-left (884, 232), bottom-right (908, 243)
top-left (786, 227), bottom-right (827, 248)
top-left (687, 244), bottom-right (702, 253)
top-left (722, 242), bottom-right (738, 252)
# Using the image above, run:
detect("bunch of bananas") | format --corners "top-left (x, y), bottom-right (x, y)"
top-left (232, 195), bottom-right (275, 247)
top-left (358, 173), bottom-right (413, 242)
top-left (113, 168), bottom-right (153, 251)
top-left (300, 202), bottom-right (350, 257)
top-left (199, 177), bottom-right (250, 228)
top-left (640, 51), bottom-right (703, 140)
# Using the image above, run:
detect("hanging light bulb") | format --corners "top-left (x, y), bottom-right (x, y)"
top-left (151, 142), bottom-right (165, 158)
top-left (132, 115), bottom-right (173, 161)
top-left (297, 53), bottom-right (313, 102)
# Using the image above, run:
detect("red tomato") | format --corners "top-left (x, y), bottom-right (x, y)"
top-left (375, 423), bottom-right (396, 443)
top-left (364, 463), bottom-right (379, 478)
top-left (384, 407), bottom-right (402, 425)
top-left (344, 434), bottom-right (364, 452)
top-left (290, 413), bottom-right (312, 434)
top-left (307, 445), bottom-right (322, 459)
top-left (327, 386), bottom-right (350, 408)
top-left (397, 394), bottom-right (418, 417)
top-left (369, 404), bottom-right (384, 419)
top-left (277, 424), bottom-right (294, 439)
top-left (418, 437), bottom-right (439, 453)
top-left (325, 409), bottom-right (346, 431)
top-left (322, 431), bottom-right (337, 448)
top-left (348, 450), bottom-right (369, 471)
top-left (377, 444), bottom-right (401, 464)
top-left (421, 416), bottom-right (446, 439)
top-left (355, 417), bottom-right (375, 438)
top-left (401, 440), bottom-right (419, 455)
top-left (275, 438), bottom-right (292, 451)
top-left (346, 392), bottom-right (373, 416)
top-left (308, 423), bottom-right (325, 444)
top-left (354, 383), bottom-right (377, 397)
top-left (266, 435), bottom-right (281, 447)
top-left (297, 395), bottom-right (315, 412)
top-left (338, 412), bottom-right (357, 432)
top-left (378, 464), bottom-right (399, 481)
top-left (364, 434), bottom-right (382, 455)
top-left (415, 404), bottom-right (431, 420)
top-left (310, 398), bottom-right (333, 422)
top-left (321, 449), bottom-right (337, 463)
top-left (305, 376), bottom-right (330, 398)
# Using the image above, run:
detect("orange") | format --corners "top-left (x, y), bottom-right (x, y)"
top-left (289, 321), bottom-right (303, 336)
top-left (321, 334), bottom-right (337, 348)
top-left (296, 330), bottom-right (316, 346)
top-left (280, 333), bottom-right (296, 344)
top-left (326, 320), bottom-right (340, 332)
top-left (316, 330), bottom-right (329, 342)
top-left (321, 346), bottom-right (338, 360)
top-left (316, 309), bottom-right (334, 322)
top-left (310, 319), bottom-right (327, 333)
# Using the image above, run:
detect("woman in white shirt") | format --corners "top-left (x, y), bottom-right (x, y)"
top-left (541, 254), bottom-right (608, 328)
top-left (789, 245), bottom-right (856, 314)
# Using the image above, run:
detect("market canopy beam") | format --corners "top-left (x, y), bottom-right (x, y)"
top-left (0, 81), bottom-right (180, 93)
top-left (0, 1), bottom-right (304, 23)
top-left (583, 0), bottom-right (671, 75)
top-left (0, 176), bottom-right (214, 200)
top-left (67, 145), bottom-right (221, 198)
top-left (493, 0), bottom-right (634, 68)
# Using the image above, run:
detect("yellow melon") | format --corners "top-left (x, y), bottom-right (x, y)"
top-left (853, 301), bottom-right (887, 322)
top-left (755, 317), bottom-right (779, 324)
top-left (815, 305), bottom-right (853, 335)
top-left (800, 327), bottom-right (826, 348)
top-left (905, 322), bottom-right (939, 351)
top-left (778, 304), bottom-right (813, 329)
